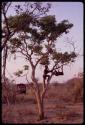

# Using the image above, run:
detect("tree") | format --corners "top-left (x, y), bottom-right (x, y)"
top-left (1, 2), bottom-right (51, 84)
top-left (1, 2), bottom-right (14, 105)
top-left (1, 2), bottom-right (51, 106)
top-left (1, 2), bottom-right (16, 86)
top-left (1, 2), bottom-right (12, 51)
top-left (4, 3), bottom-right (77, 120)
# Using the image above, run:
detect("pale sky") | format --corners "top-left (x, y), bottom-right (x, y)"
top-left (4, 2), bottom-right (83, 83)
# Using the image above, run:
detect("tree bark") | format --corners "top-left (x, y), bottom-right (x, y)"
top-left (3, 45), bottom-right (8, 84)
top-left (2, 45), bottom-right (10, 105)
top-left (31, 65), bottom-right (45, 120)
top-left (36, 92), bottom-right (44, 120)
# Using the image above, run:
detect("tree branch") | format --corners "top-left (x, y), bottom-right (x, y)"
top-left (1, 3), bottom-right (14, 51)
top-left (5, 2), bottom-right (12, 14)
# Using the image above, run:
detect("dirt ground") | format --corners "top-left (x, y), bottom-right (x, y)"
top-left (2, 101), bottom-right (83, 124)
top-left (2, 78), bottom-right (84, 124)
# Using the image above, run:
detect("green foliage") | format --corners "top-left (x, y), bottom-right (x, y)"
top-left (7, 13), bottom-right (33, 32)
top-left (45, 45), bottom-right (54, 54)
top-left (52, 51), bottom-right (77, 64)
top-left (10, 38), bottom-right (21, 47)
top-left (56, 20), bottom-right (73, 35)
top-left (71, 52), bottom-right (77, 58)
top-left (9, 38), bottom-right (21, 54)
top-left (33, 45), bottom-right (43, 55)
top-left (23, 65), bottom-right (29, 70)
top-left (8, 45), bottom-right (17, 54)
top-left (61, 52), bottom-right (71, 63)
top-left (39, 15), bottom-right (56, 33)
top-left (38, 16), bottom-right (73, 41)
top-left (28, 44), bottom-right (33, 50)
top-left (52, 51), bottom-right (63, 61)
top-left (30, 29), bottom-right (41, 42)
top-left (10, 49), bottom-right (16, 54)
top-left (30, 29), bottom-right (45, 43)
top-left (7, 10), bottom-right (74, 45)
top-left (28, 44), bottom-right (43, 55)
top-left (14, 70), bottom-right (23, 77)
top-left (61, 52), bottom-right (77, 63)
top-left (40, 55), bottom-right (49, 65)
top-left (7, 13), bottom-right (73, 44)
top-left (5, 4), bottom-right (76, 69)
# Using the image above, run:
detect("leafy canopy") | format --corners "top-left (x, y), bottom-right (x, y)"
top-left (5, 5), bottom-right (77, 71)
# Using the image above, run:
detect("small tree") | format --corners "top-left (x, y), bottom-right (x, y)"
top-left (6, 3), bottom-right (77, 120)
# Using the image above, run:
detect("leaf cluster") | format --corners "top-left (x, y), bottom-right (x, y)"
top-left (7, 13), bottom-right (33, 32)
top-left (4, 5), bottom-right (77, 67)
top-left (40, 55), bottom-right (49, 65)
top-left (39, 15), bottom-right (56, 33)
top-left (23, 65), bottom-right (29, 70)
top-left (14, 70), bottom-right (23, 77)
top-left (14, 65), bottom-right (29, 77)
top-left (33, 45), bottom-right (43, 55)
top-left (10, 38), bottom-right (21, 47)
top-left (7, 13), bottom-right (73, 43)
top-left (9, 37), bottom-right (21, 53)
top-left (52, 51), bottom-right (77, 63)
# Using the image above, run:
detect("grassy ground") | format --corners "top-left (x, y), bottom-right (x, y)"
top-left (2, 77), bottom-right (83, 124)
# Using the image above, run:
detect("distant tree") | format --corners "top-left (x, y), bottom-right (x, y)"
top-left (3, 2), bottom-right (77, 120)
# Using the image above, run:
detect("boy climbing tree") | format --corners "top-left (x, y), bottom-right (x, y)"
top-left (43, 65), bottom-right (52, 88)
top-left (4, 2), bottom-right (78, 120)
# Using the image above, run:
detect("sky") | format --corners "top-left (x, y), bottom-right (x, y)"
top-left (4, 2), bottom-right (83, 84)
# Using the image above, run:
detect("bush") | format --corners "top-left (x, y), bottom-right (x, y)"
top-left (65, 78), bottom-right (83, 103)
top-left (2, 83), bottom-right (17, 104)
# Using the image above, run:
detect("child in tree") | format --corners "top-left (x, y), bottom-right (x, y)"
top-left (43, 65), bottom-right (52, 87)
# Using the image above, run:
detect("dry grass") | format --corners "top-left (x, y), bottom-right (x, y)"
top-left (2, 77), bottom-right (84, 124)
